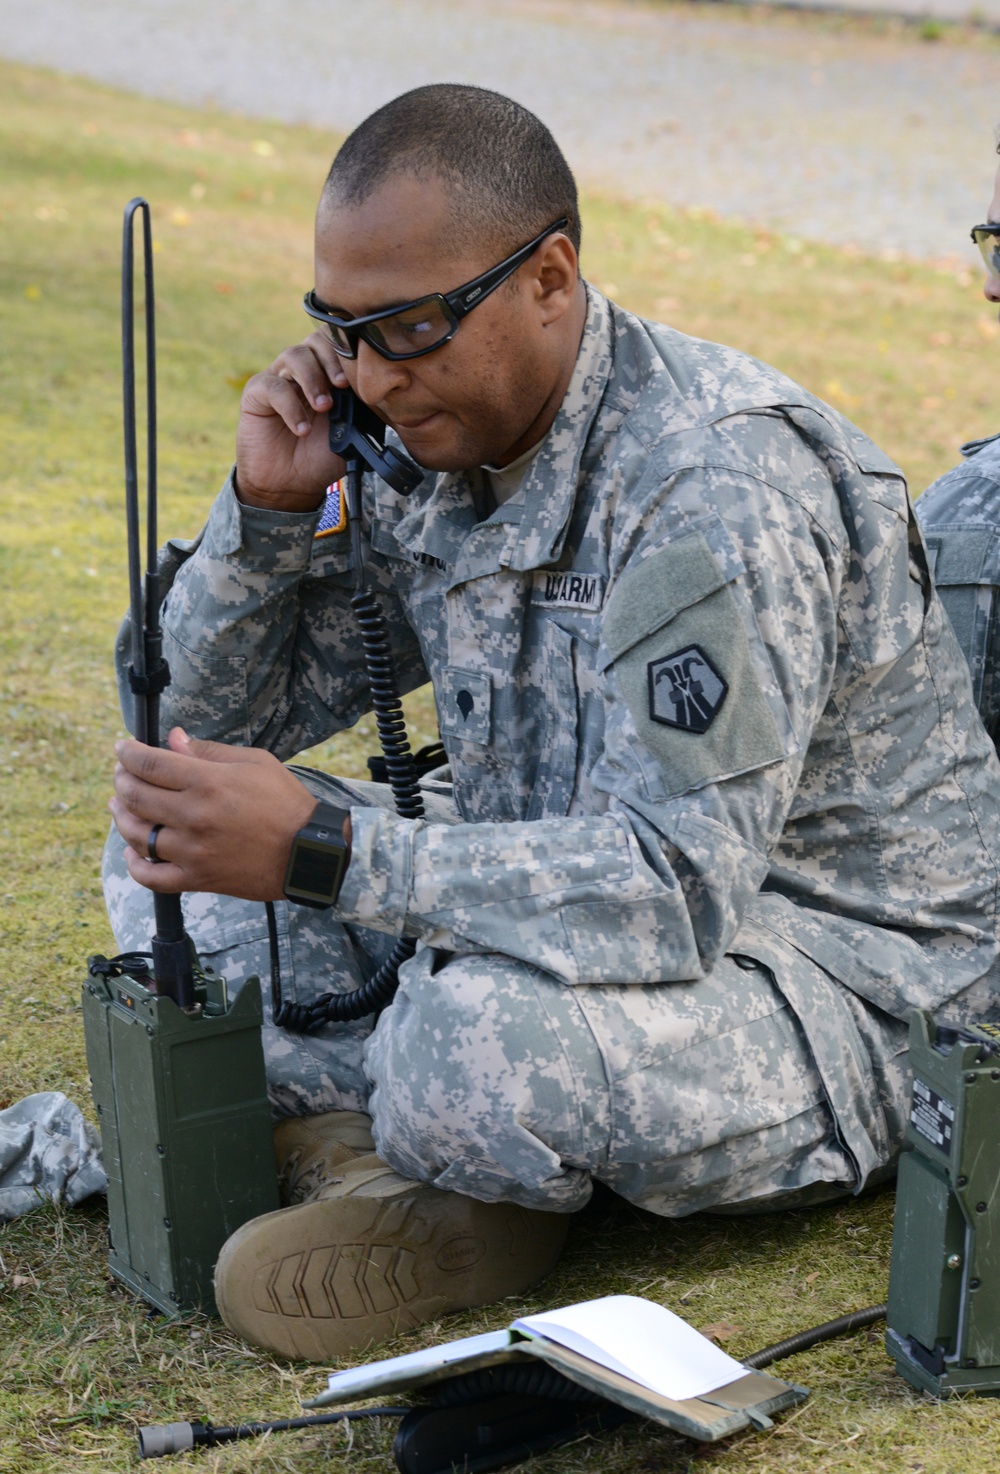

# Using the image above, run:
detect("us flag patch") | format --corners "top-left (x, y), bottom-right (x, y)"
top-left (315, 481), bottom-right (347, 538)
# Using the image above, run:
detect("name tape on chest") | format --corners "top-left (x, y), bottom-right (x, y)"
top-left (532, 570), bottom-right (605, 612)
top-left (314, 482), bottom-right (347, 539)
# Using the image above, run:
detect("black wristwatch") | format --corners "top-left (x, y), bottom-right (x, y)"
top-left (283, 802), bottom-right (352, 909)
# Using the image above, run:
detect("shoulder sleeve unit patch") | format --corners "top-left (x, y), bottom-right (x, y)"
top-left (648, 645), bottom-right (728, 733)
top-left (601, 526), bottom-right (799, 798)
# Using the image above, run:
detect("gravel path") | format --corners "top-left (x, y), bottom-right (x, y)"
top-left (1, 0), bottom-right (998, 259)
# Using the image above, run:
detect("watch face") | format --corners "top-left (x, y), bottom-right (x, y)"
top-left (287, 837), bottom-right (347, 906)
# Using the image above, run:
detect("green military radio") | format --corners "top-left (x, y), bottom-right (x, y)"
top-left (82, 962), bottom-right (277, 1317)
top-left (82, 196), bottom-right (428, 1321)
top-left (886, 1008), bottom-right (1000, 1396)
top-left (82, 198), bottom-right (279, 1317)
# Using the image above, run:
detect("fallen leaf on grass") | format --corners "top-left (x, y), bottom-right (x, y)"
top-left (698, 1320), bottom-right (741, 1343)
top-left (805, 1271), bottom-right (820, 1283)
top-left (12, 1274), bottom-right (38, 1289)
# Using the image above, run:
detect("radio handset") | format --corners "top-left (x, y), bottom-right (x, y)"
top-left (326, 386), bottom-right (423, 499)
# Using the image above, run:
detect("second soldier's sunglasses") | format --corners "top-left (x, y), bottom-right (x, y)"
top-left (971, 223), bottom-right (1000, 277)
top-left (302, 217), bottom-right (569, 362)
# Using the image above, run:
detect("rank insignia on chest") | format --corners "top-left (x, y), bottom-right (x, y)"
top-left (314, 481), bottom-right (348, 538)
top-left (647, 645), bottom-right (728, 734)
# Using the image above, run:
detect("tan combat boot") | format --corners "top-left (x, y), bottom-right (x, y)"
top-left (273, 1110), bottom-right (377, 1206)
top-left (214, 1145), bottom-right (570, 1362)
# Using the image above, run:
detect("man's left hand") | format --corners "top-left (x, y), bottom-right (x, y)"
top-left (110, 728), bottom-right (318, 900)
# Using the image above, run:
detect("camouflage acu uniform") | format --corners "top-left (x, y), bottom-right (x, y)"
top-left (0, 1092), bottom-right (107, 1221)
top-left (104, 287), bottom-right (1000, 1217)
top-left (916, 431), bottom-right (1000, 750)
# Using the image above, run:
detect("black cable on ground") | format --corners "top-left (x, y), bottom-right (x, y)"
top-left (136, 1304), bottom-right (890, 1459)
top-left (137, 1406), bottom-right (410, 1458)
top-left (744, 1303), bottom-right (887, 1370)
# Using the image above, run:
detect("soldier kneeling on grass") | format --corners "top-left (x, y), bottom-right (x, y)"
top-left (916, 136), bottom-right (1000, 755)
top-left (106, 83), bottom-right (1000, 1362)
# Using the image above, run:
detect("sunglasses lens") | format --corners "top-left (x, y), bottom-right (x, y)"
top-left (305, 292), bottom-right (457, 360)
top-left (323, 320), bottom-right (357, 357)
top-left (371, 297), bottom-right (454, 357)
top-left (974, 229), bottom-right (1000, 276)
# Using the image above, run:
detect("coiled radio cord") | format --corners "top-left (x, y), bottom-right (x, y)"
top-left (269, 458), bottom-right (425, 1032)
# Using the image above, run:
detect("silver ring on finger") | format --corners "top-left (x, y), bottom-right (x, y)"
top-left (147, 824), bottom-right (164, 863)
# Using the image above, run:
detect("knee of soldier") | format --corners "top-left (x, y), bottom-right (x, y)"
top-left (363, 948), bottom-right (599, 1196)
top-left (368, 943), bottom-right (536, 1096)
top-left (363, 949), bottom-right (511, 1170)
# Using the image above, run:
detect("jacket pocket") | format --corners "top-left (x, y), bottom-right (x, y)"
top-left (159, 628), bottom-right (250, 744)
top-left (922, 524), bottom-right (1000, 720)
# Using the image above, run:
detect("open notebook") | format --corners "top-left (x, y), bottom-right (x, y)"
top-left (305, 1294), bottom-right (808, 1442)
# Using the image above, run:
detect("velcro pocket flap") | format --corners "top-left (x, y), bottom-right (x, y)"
top-left (438, 666), bottom-right (492, 745)
top-left (600, 529), bottom-right (729, 666)
top-left (922, 526), bottom-right (1000, 588)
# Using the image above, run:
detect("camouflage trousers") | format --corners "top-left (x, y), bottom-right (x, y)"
top-left (102, 770), bottom-right (909, 1217)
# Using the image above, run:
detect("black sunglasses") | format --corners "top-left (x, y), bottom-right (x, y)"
top-left (303, 217), bottom-right (569, 362)
top-left (971, 223), bottom-right (1000, 277)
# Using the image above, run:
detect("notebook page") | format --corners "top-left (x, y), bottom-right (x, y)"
top-left (512, 1294), bottom-right (746, 1402)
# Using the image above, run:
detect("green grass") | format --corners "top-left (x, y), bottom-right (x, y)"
top-left (2, 54), bottom-right (999, 1474)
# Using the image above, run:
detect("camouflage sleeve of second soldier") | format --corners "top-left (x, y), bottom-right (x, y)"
top-left (335, 449), bottom-right (851, 986)
top-left (113, 474), bottom-right (428, 757)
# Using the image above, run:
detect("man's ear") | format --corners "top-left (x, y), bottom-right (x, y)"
top-left (531, 234), bottom-right (580, 326)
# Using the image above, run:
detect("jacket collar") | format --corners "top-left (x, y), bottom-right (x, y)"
top-left (505, 284), bottom-right (613, 571)
top-left (390, 285), bottom-right (613, 585)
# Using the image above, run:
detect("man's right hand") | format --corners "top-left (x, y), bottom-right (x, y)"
top-left (234, 331), bottom-right (351, 513)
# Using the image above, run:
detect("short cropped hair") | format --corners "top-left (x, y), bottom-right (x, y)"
top-left (323, 84), bottom-right (580, 258)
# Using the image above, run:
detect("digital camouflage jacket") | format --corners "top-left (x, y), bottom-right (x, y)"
top-left (117, 288), bottom-right (1000, 1023)
top-left (916, 430), bottom-right (1000, 752)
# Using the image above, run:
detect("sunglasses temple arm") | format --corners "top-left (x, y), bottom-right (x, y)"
top-left (449, 255), bottom-right (528, 322)
top-left (448, 219), bottom-right (569, 321)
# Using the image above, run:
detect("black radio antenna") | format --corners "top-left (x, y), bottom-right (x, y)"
top-left (122, 198), bottom-right (195, 1009)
